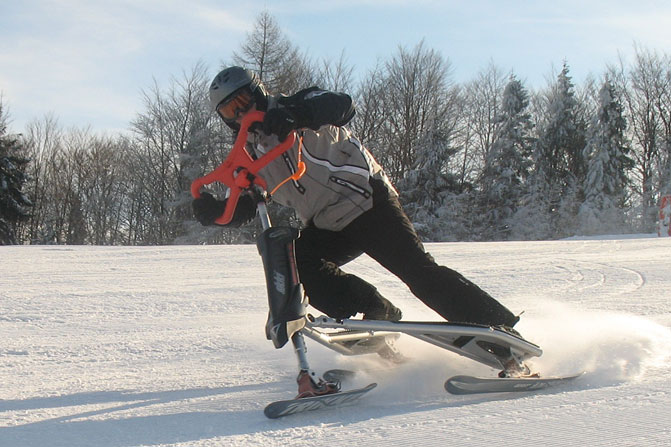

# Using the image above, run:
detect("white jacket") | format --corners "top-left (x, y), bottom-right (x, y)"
top-left (247, 93), bottom-right (395, 231)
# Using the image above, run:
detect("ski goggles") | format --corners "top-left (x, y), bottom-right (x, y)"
top-left (216, 89), bottom-right (254, 122)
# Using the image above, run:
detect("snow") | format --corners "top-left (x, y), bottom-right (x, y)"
top-left (2, 236), bottom-right (671, 446)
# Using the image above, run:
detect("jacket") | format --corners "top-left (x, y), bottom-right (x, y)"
top-left (247, 88), bottom-right (395, 231)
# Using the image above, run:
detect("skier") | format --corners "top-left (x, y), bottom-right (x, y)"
top-left (193, 66), bottom-right (520, 329)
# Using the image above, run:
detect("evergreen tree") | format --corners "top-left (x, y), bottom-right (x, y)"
top-left (509, 175), bottom-right (553, 241)
top-left (578, 79), bottom-right (633, 234)
top-left (477, 75), bottom-right (534, 240)
top-left (0, 104), bottom-right (32, 244)
top-left (529, 63), bottom-right (587, 238)
top-left (398, 120), bottom-right (461, 241)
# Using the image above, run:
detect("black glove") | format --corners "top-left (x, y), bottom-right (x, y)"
top-left (263, 107), bottom-right (305, 141)
top-left (192, 192), bottom-right (257, 227)
top-left (192, 192), bottom-right (226, 226)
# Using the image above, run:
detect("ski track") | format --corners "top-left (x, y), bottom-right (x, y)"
top-left (1, 236), bottom-right (671, 446)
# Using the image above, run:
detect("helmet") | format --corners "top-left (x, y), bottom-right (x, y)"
top-left (209, 66), bottom-right (267, 114)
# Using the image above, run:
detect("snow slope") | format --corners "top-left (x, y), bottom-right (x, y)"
top-left (1, 236), bottom-right (670, 446)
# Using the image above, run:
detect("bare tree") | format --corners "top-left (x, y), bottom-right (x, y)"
top-left (129, 62), bottom-right (215, 244)
top-left (318, 50), bottom-right (355, 92)
top-left (377, 39), bottom-right (458, 184)
top-left (610, 46), bottom-right (671, 229)
top-left (79, 136), bottom-right (130, 244)
top-left (457, 62), bottom-right (507, 184)
top-left (21, 115), bottom-right (64, 243)
top-left (233, 10), bottom-right (316, 94)
top-left (351, 63), bottom-right (387, 148)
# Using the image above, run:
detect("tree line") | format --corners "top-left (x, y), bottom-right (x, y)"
top-left (2, 12), bottom-right (671, 245)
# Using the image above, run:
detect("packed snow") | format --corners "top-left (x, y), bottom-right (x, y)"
top-left (1, 235), bottom-right (671, 446)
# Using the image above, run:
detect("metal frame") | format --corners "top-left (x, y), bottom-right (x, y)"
top-left (303, 315), bottom-right (543, 372)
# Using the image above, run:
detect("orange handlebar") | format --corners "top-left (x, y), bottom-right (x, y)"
top-left (190, 111), bottom-right (297, 225)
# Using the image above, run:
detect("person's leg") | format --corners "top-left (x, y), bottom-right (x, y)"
top-left (295, 226), bottom-right (399, 319)
top-left (343, 179), bottom-right (518, 327)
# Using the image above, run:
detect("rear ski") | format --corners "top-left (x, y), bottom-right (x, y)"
top-left (445, 372), bottom-right (584, 395)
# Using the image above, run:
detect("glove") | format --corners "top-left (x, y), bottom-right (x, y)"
top-left (263, 107), bottom-right (304, 141)
top-left (192, 192), bottom-right (226, 226)
top-left (192, 192), bottom-right (257, 227)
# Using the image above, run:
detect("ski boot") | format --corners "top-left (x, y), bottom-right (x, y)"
top-left (295, 369), bottom-right (341, 399)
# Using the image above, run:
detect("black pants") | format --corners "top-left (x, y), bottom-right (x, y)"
top-left (295, 178), bottom-right (518, 327)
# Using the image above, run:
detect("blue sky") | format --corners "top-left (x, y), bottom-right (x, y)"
top-left (1, 0), bottom-right (670, 135)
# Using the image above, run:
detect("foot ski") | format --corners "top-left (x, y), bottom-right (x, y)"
top-left (445, 372), bottom-right (584, 395)
top-left (264, 383), bottom-right (377, 419)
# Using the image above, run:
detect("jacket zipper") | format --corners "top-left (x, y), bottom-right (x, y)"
top-left (281, 153), bottom-right (306, 194)
top-left (329, 176), bottom-right (371, 199)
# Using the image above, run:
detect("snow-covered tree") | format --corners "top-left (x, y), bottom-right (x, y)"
top-left (398, 120), bottom-right (462, 241)
top-left (578, 79), bottom-right (633, 235)
top-left (0, 103), bottom-right (32, 244)
top-left (476, 75), bottom-right (534, 240)
top-left (525, 63), bottom-right (587, 238)
top-left (509, 175), bottom-right (553, 241)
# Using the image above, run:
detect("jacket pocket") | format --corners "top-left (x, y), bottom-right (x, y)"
top-left (329, 176), bottom-right (371, 199)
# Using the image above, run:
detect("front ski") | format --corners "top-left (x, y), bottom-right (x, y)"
top-left (264, 383), bottom-right (377, 419)
top-left (445, 372), bottom-right (584, 395)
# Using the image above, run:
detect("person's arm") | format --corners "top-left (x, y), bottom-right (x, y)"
top-left (263, 87), bottom-right (355, 140)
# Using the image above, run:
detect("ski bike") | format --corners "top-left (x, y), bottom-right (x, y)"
top-left (191, 111), bottom-right (582, 419)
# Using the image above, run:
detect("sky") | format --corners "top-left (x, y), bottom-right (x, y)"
top-left (1, 0), bottom-right (670, 135)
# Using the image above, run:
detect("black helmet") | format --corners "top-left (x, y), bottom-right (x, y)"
top-left (209, 66), bottom-right (268, 115)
